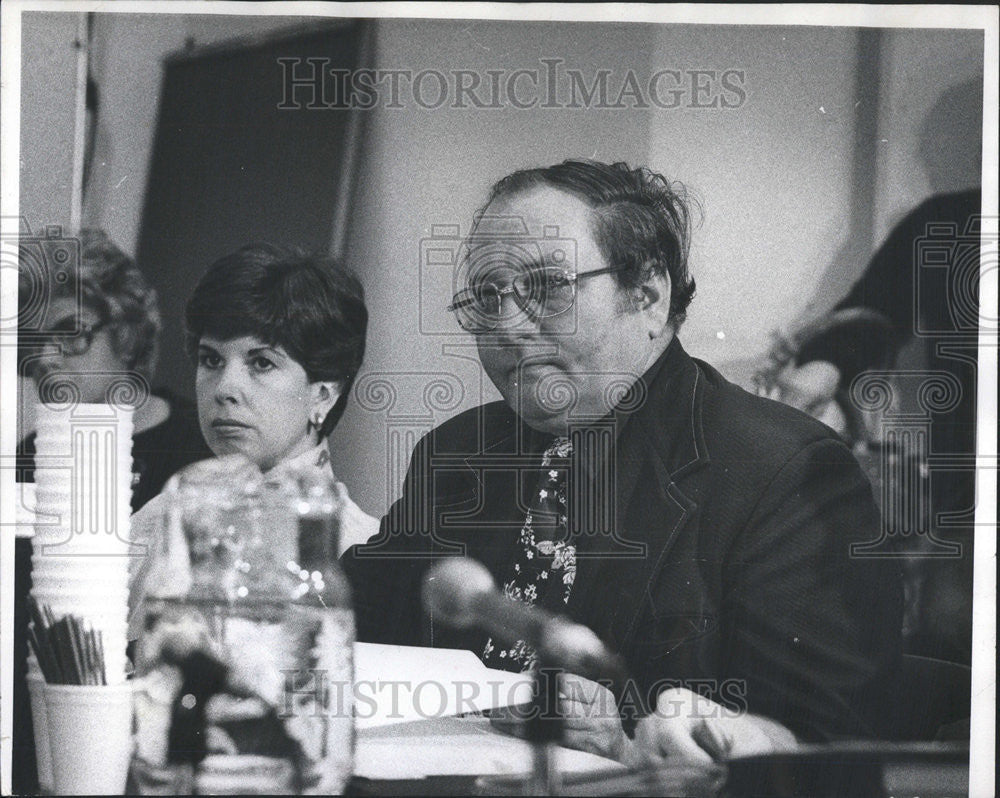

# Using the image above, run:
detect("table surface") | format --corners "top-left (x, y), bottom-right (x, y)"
top-left (349, 726), bottom-right (970, 797)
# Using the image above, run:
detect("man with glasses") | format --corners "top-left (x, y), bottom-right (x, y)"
top-left (343, 160), bottom-right (902, 767)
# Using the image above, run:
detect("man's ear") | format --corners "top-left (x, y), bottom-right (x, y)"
top-left (638, 266), bottom-right (672, 338)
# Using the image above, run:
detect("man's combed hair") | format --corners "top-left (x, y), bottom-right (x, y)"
top-left (185, 243), bottom-right (368, 437)
top-left (484, 159), bottom-right (698, 325)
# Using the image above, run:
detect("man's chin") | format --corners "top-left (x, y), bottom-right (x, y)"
top-left (507, 392), bottom-right (617, 435)
top-left (510, 399), bottom-right (569, 436)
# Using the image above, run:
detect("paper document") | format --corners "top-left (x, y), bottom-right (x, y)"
top-left (355, 715), bottom-right (625, 779)
top-left (353, 643), bottom-right (533, 729)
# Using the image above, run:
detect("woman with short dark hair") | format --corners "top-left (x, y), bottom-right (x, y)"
top-left (129, 243), bottom-right (378, 634)
top-left (183, 242), bottom-right (368, 467)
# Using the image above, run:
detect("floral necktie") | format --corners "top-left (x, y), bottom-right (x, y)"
top-left (481, 437), bottom-right (576, 671)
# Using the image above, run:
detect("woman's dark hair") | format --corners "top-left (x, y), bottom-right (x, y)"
top-left (185, 243), bottom-right (367, 438)
top-left (482, 159), bottom-right (698, 326)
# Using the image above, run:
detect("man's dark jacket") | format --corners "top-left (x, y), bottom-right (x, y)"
top-left (342, 338), bottom-right (903, 741)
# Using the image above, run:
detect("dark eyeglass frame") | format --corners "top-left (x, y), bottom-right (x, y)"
top-left (447, 265), bottom-right (625, 333)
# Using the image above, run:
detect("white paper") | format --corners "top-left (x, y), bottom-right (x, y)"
top-left (353, 642), bottom-right (533, 729)
top-left (355, 715), bottom-right (624, 779)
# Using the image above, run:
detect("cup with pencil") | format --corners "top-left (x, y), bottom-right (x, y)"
top-left (27, 596), bottom-right (133, 796)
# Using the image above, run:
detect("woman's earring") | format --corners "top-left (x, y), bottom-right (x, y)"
top-left (308, 413), bottom-right (323, 433)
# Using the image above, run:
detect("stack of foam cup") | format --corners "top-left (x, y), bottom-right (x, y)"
top-left (30, 402), bottom-right (134, 685)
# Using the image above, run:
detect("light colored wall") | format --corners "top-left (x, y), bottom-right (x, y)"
top-left (17, 13), bottom-right (986, 519)
top-left (643, 25), bottom-right (861, 371)
top-left (873, 28), bottom-right (983, 242)
top-left (17, 12), bottom-right (81, 441)
top-left (19, 12), bottom-right (79, 235)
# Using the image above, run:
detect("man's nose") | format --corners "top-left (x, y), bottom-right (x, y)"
top-left (38, 339), bottom-right (62, 359)
top-left (493, 290), bottom-right (539, 335)
top-left (214, 362), bottom-right (245, 404)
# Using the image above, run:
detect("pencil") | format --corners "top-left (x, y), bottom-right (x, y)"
top-left (27, 624), bottom-right (56, 682)
top-left (57, 617), bottom-right (84, 684)
top-left (96, 629), bottom-right (107, 685)
top-left (84, 625), bottom-right (97, 685)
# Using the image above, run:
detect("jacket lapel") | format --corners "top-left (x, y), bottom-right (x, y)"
top-left (447, 406), bottom-right (543, 577)
top-left (568, 338), bottom-right (710, 654)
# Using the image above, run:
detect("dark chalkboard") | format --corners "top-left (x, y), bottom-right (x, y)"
top-left (137, 19), bottom-right (370, 397)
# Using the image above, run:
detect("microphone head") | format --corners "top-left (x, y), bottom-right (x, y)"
top-left (422, 557), bottom-right (495, 628)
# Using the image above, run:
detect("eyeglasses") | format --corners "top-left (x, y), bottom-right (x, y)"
top-left (447, 266), bottom-right (624, 333)
top-left (37, 320), bottom-right (111, 356)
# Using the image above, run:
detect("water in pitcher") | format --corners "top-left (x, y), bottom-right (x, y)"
top-left (132, 457), bottom-right (355, 795)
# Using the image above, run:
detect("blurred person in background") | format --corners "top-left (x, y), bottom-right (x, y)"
top-left (13, 229), bottom-right (211, 794)
top-left (757, 188), bottom-right (980, 667)
top-left (17, 228), bottom-right (211, 508)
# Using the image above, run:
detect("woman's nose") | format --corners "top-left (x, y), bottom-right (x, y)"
top-left (32, 341), bottom-right (64, 375)
top-left (213, 362), bottom-right (245, 404)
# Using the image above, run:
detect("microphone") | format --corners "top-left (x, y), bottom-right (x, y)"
top-left (422, 557), bottom-right (627, 684)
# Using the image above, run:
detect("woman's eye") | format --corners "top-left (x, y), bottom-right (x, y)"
top-left (198, 352), bottom-right (222, 369)
top-left (250, 356), bottom-right (276, 372)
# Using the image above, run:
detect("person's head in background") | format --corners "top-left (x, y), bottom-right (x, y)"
top-left (184, 243), bottom-right (367, 472)
top-left (21, 229), bottom-right (160, 405)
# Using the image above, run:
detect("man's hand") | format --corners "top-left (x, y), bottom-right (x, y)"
top-left (557, 673), bottom-right (640, 765)
top-left (635, 687), bottom-right (797, 767)
top-left (489, 673), bottom-right (640, 765)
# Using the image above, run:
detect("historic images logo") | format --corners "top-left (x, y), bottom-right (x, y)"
top-left (278, 58), bottom-right (748, 111)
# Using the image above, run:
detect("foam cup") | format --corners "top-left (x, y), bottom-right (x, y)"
top-left (26, 657), bottom-right (53, 792)
top-left (44, 682), bottom-right (133, 794)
